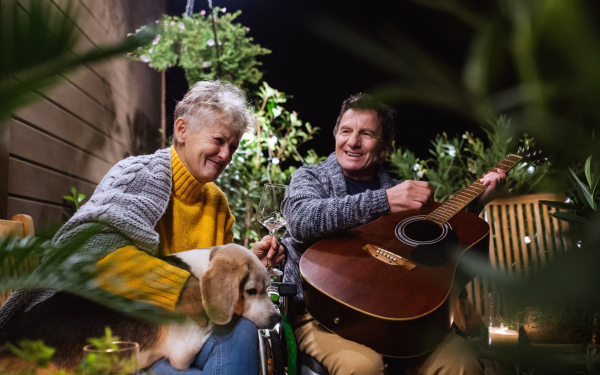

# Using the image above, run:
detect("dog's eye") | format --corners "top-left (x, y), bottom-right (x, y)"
top-left (246, 288), bottom-right (258, 296)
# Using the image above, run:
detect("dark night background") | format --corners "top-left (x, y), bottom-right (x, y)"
top-left (166, 0), bottom-right (479, 159)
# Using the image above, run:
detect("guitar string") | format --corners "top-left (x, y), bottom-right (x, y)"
top-left (377, 158), bottom-right (519, 255)
top-left (379, 179), bottom-right (489, 252)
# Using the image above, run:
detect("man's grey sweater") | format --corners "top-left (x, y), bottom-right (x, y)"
top-left (281, 153), bottom-right (400, 316)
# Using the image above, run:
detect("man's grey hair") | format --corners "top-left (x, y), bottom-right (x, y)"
top-left (173, 80), bottom-right (255, 145)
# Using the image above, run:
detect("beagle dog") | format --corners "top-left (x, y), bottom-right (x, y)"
top-left (0, 243), bottom-right (280, 372)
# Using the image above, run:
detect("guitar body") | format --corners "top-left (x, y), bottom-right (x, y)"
top-left (300, 203), bottom-right (490, 358)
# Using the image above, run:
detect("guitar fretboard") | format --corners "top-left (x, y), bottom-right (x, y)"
top-left (426, 154), bottom-right (523, 225)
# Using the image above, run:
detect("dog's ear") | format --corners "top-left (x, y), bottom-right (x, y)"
top-left (201, 246), bottom-right (249, 325)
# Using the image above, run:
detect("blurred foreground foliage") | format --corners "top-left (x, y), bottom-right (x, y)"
top-left (0, 224), bottom-right (182, 325)
top-left (0, 0), bottom-right (154, 127)
top-left (307, 0), bottom-right (600, 168)
top-left (305, 0), bottom-right (600, 371)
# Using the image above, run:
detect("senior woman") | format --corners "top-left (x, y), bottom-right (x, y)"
top-left (0, 80), bottom-right (283, 374)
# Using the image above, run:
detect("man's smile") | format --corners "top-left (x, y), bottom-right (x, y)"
top-left (345, 151), bottom-right (363, 157)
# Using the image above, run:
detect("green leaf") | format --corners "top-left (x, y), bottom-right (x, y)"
top-left (570, 168), bottom-right (595, 210)
top-left (551, 211), bottom-right (590, 224)
top-left (584, 155), bottom-right (592, 188)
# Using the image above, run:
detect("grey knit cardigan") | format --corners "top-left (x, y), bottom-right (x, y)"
top-left (0, 148), bottom-right (173, 329)
top-left (281, 153), bottom-right (400, 316)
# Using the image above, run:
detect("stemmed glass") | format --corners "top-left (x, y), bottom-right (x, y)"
top-left (256, 184), bottom-right (288, 277)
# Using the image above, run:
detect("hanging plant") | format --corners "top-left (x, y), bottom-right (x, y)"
top-left (128, 7), bottom-right (271, 89)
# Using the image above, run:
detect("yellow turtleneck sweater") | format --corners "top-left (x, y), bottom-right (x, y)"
top-left (96, 147), bottom-right (235, 311)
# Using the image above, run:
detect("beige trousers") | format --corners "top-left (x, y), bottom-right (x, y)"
top-left (293, 313), bottom-right (484, 375)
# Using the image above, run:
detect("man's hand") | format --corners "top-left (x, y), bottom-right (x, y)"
top-left (386, 180), bottom-right (434, 214)
top-left (177, 275), bottom-right (209, 326)
top-left (252, 236), bottom-right (285, 267)
top-left (477, 169), bottom-right (507, 206)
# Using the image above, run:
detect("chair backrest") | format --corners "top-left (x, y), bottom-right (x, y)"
top-left (0, 214), bottom-right (36, 306)
top-left (465, 193), bottom-right (570, 320)
top-left (0, 214), bottom-right (35, 237)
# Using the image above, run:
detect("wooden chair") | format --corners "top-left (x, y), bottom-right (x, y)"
top-left (464, 193), bottom-right (571, 325)
top-left (0, 214), bottom-right (36, 306)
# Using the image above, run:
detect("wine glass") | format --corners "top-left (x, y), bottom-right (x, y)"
top-left (82, 341), bottom-right (139, 374)
top-left (256, 184), bottom-right (288, 277)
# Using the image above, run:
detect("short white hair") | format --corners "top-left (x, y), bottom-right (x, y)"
top-left (173, 80), bottom-right (255, 145)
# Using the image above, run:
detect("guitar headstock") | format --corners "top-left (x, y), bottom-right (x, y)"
top-left (516, 146), bottom-right (547, 166)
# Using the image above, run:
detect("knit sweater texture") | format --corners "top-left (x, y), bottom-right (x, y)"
top-left (281, 153), bottom-right (400, 316)
top-left (0, 147), bottom-right (234, 328)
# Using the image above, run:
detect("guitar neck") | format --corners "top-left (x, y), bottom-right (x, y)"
top-left (426, 154), bottom-right (523, 225)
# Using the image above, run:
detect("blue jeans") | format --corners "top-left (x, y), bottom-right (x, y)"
top-left (151, 316), bottom-right (259, 375)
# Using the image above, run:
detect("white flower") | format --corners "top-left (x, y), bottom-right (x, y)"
top-left (207, 39), bottom-right (215, 46)
top-left (237, 156), bottom-right (245, 163)
top-left (413, 163), bottom-right (419, 171)
top-left (527, 166), bottom-right (535, 174)
top-left (170, 21), bottom-right (175, 26)
top-left (140, 55), bottom-right (150, 63)
top-left (152, 34), bottom-right (161, 45)
top-left (272, 158), bottom-right (280, 165)
top-left (148, 48), bottom-right (153, 54)
top-left (222, 7), bottom-right (227, 12)
top-left (267, 136), bottom-right (278, 147)
top-left (178, 22), bottom-right (185, 30)
top-left (243, 132), bottom-right (256, 142)
top-left (201, 10), bottom-right (206, 15)
top-left (202, 61), bottom-right (212, 68)
top-left (417, 170), bottom-right (424, 179)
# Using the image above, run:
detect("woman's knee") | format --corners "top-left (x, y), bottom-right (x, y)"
top-left (213, 316), bottom-right (258, 338)
top-left (230, 316), bottom-right (259, 343)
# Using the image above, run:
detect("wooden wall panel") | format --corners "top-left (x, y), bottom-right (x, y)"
top-left (7, 197), bottom-right (64, 232)
top-left (3, 0), bottom-right (166, 231)
top-left (9, 120), bottom-right (113, 183)
top-left (8, 159), bottom-right (97, 205)
top-left (14, 96), bottom-right (131, 164)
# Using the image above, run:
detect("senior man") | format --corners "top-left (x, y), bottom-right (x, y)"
top-left (0, 80), bottom-right (284, 375)
top-left (281, 93), bottom-right (506, 375)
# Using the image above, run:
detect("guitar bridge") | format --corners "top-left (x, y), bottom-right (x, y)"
top-left (362, 244), bottom-right (417, 270)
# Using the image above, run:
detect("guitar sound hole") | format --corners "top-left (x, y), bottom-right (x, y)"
top-left (403, 220), bottom-right (444, 242)
top-left (406, 220), bottom-right (459, 267)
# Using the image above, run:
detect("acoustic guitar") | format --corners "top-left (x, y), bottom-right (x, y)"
top-left (300, 153), bottom-right (526, 358)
